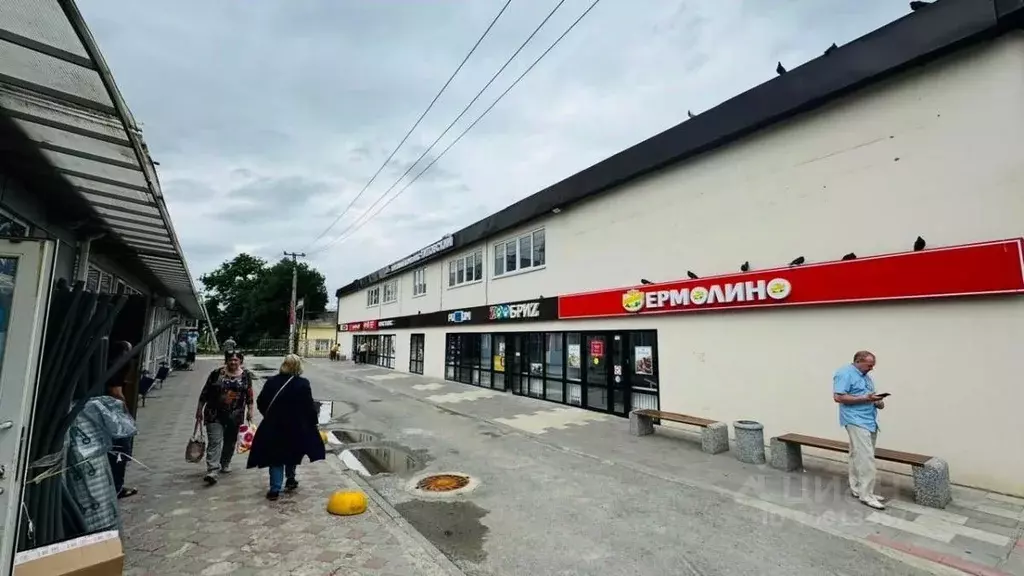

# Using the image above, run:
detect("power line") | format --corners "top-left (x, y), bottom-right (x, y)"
top-left (308, 0), bottom-right (570, 256)
top-left (304, 0), bottom-right (514, 252)
top-left (312, 0), bottom-right (604, 254)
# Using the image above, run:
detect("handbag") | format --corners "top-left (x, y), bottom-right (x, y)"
top-left (185, 417), bottom-right (206, 463)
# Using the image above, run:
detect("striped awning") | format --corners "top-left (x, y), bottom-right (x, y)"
top-left (0, 0), bottom-right (206, 319)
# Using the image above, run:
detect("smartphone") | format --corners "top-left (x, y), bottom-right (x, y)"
top-left (874, 392), bottom-right (891, 399)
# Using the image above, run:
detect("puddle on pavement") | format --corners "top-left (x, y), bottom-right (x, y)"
top-left (331, 429), bottom-right (380, 444)
top-left (316, 400), bottom-right (357, 424)
top-left (394, 500), bottom-right (489, 564)
top-left (338, 446), bottom-right (424, 477)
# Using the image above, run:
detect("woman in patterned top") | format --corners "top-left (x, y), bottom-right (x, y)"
top-left (196, 350), bottom-right (255, 485)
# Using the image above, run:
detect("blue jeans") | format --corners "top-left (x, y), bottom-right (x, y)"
top-left (268, 465), bottom-right (297, 493)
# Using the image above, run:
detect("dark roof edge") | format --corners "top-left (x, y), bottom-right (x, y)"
top-left (337, 0), bottom-right (1023, 299)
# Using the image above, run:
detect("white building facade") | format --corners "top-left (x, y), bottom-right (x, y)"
top-left (337, 5), bottom-right (1024, 497)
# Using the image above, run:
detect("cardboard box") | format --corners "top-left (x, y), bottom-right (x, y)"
top-left (14, 530), bottom-right (123, 576)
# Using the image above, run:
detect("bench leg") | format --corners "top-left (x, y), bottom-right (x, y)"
top-left (629, 411), bottom-right (654, 437)
top-left (769, 438), bottom-right (802, 471)
top-left (912, 457), bottom-right (952, 509)
top-left (701, 422), bottom-right (730, 454)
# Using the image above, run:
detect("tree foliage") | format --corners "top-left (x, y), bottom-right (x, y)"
top-left (200, 253), bottom-right (329, 345)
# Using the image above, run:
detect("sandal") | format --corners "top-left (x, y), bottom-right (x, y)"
top-left (117, 487), bottom-right (139, 499)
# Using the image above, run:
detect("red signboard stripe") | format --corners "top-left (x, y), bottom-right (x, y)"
top-left (558, 238), bottom-right (1024, 320)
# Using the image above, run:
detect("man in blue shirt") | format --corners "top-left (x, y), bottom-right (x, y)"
top-left (833, 350), bottom-right (887, 510)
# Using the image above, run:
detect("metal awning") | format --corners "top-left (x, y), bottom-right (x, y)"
top-left (0, 0), bottom-right (209, 321)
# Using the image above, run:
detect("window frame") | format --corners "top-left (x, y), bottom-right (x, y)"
top-left (447, 249), bottom-right (484, 289)
top-left (412, 268), bottom-right (427, 297)
top-left (382, 280), bottom-right (398, 304)
top-left (366, 286), bottom-right (380, 307)
top-left (493, 228), bottom-right (546, 279)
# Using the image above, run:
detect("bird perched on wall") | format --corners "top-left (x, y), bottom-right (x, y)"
top-left (913, 236), bottom-right (927, 251)
top-left (687, 110), bottom-right (696, 119)
top-left (824, 43), bottom-right (838, 56)
top-left (910, 1), bottom-right (932, 11)
top-left (789, 256), bottom-right (805, 266)
top-left (841, 252), bottom-right (857, 261)
top-left (776, 62), bottom-right (787, 75)
top-left (686, 271), bottom-right (699, 280)
top-left (740, 261), bottom-right (750, 272)
top-left (640, 279), bottom-right (654, 285)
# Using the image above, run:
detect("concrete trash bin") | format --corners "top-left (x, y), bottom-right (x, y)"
top-left (733, 420), bottom-right (766, 464)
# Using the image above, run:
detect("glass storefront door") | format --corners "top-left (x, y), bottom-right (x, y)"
top-left (0, 240), bottom-right (56, 571)
top-left (409, 334), bottom-right (424, 374)
top-left (583, 334), bottom-right (609, 412)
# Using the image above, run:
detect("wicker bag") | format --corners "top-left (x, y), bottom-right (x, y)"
top-left (185, 419), bottom-right (206, 463)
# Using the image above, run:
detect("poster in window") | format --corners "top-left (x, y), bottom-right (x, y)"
top-left (494, 354), bottom-right (505, 372)
top-left (634, 346), bottom-right (654, 375)
top-left (567, 344), bottom-right (580, 369)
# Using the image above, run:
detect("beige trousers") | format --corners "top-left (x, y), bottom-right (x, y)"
top-left (846, 424), bottom-right (877, 498)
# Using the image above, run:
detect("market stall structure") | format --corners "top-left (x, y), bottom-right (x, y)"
top-left (0, 0), bottom-right (212, 571)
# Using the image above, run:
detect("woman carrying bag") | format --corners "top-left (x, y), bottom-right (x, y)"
top-left (246, 354), bottom-right (326, 500)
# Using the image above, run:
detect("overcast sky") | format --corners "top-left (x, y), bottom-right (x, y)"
top-left (78, 0), bottom-right (907, 300)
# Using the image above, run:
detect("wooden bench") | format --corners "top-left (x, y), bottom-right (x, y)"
top-left (769, 433), bottom-right (951, 508)
top-left (629, 409), bottom-right (730, 455)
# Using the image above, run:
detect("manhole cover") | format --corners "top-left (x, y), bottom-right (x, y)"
top-left (416, 474), bottom-right (470, 492)
top-left (406, 471), bottom-right (479, 498)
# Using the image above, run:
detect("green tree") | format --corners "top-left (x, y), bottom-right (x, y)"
top-left (199, 254), bottom-right (328, 346)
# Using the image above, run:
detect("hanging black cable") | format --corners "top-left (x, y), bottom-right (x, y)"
top-left (305, 0), bottom-right (514, 252)
top-left (316, 0), bottom-right (604, 252)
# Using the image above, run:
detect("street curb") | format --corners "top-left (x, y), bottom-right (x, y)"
top-left (325, 452), bottom-right (466, 576)
top-left (321, 361), bottom-right (976, 576)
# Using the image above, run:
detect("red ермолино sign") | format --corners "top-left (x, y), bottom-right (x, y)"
top-left (557, 238), bottom-right (1024, 320)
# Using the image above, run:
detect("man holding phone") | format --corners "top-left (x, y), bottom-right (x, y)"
top-left (832, 350), bottom-right (887, 510)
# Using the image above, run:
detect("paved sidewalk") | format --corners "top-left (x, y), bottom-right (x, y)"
top-left (118, 360), bottom-right (459, 576)
top-left (308, 358), bottom-right (1024, 576)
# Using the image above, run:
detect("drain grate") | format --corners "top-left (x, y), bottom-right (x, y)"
top-left (416, 474), bottom-right (470, 492)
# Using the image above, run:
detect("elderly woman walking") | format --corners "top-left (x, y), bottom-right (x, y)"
top-left (196, 350), bottom-right (255, 485)
top-left (247, 354), bottom-right (325, 500)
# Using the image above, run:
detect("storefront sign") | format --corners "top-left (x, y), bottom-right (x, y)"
top-left (447, 310), bottom-right (472, 323)
top-left (559, 238), bottom-right (1024, 319)
top-left (488, 301), bottom-right (541, 320)
top-left (381, 235), bottom-right (455, 276)
top-left (378, 319), bottom-right (395, 328)
top-left (589, 339), bottom-right (604, 357)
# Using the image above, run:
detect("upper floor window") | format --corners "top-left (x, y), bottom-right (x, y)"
top-left (382, 280), bottom-right (398, 304)
top-left (412, 268), bottom-right (427, 297)
top-left (366, 286), bottom-right (380, 307)
top-left (448, 250), bottom-right (483, 288)
top-left (494, 228), bottom-right (545, 277)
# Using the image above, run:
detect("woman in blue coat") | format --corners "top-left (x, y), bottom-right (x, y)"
top-left (247, 354), bottom-right (326, 500)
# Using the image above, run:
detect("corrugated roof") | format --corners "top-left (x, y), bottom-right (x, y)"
top-left (0, 0), bottom-right (208, 321)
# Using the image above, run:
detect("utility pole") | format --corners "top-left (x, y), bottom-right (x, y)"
top-left (284, 251), bottom-right (306, 354)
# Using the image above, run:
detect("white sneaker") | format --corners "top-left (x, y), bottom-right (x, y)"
top-left (851, 491), bottom-right (887, 503)
top-left (860, 496), bottom-right (886, 510)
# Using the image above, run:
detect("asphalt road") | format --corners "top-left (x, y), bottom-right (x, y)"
top-left (304, 361), bottom-right (936, 576)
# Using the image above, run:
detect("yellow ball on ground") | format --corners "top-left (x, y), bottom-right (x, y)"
top-left (327, 490), bottom-right (367, 516)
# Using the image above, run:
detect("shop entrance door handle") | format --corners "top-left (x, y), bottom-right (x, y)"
top-left (0, 421), bottom-right (13, 431)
